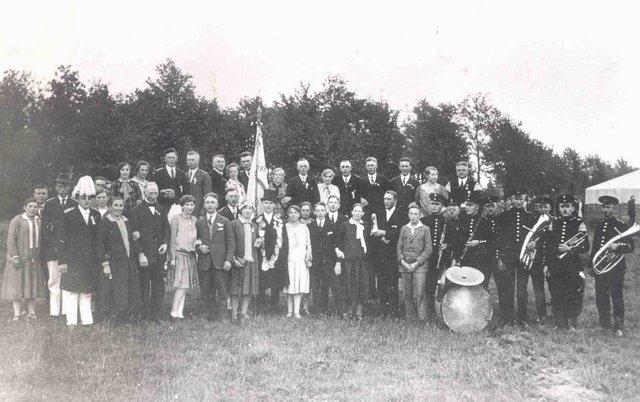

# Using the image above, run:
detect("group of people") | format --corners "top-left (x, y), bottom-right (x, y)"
top-left (1, 149), bottom-right (635, 338)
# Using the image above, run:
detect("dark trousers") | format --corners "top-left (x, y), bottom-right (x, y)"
top-left (548, 272), bottom-right (583, 327)
top-left (425, 264), bottom-right (441, 320)
top-left (524, 263), bottom-right (547, 318)
top-left (480, 258), bottom-right (497, 289)
top-left (199, 267), bottom-right (231, 316)
top-left (595, 265), bottom-right (625, 329)
top-left (258, 269), bottom-right (281, 313)
top-left (377, 255), bottom-right (399, 315)
top-left (311, 260), bottom-right (342, 314)
top-left (494, 260), bottom-right (530, 324)
top-left (139, 261), bottom-right (165, 317)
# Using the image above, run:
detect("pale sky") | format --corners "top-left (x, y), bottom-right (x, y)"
top-left (2, 1), bottom-right (639, 166)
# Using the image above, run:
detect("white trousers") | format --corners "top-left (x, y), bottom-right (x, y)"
top-left (62, 290), bottom-right (93, 326)
top-left (47, 260), bottom-right (62, 316)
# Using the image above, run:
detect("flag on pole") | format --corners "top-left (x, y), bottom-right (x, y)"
top-left (247, 111), bottom-right (269, 214)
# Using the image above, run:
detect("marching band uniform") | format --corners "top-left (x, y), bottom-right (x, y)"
top-left (591, 196), bottom-right (634, 334)
top-left (452, 192), bottom-right (491, 275)
top-left (527, 196), bottom-right (554, 320)
top-left (445, 175), bottom-right (481, 207)
top-left (496, 187), bottom-right (535, 324)
top-left (544, 194), bottom-right (590, 328)
top-left (481, 195), bottom-right (501, 289)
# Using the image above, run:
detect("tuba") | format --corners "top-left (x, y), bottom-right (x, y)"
top-left (592, 223), bottom-right (640, 275)
top-left (519, 214), bottom-right (551, 269)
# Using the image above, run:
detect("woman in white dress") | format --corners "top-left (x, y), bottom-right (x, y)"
top-left (283, 205), bottom-right (312, 319)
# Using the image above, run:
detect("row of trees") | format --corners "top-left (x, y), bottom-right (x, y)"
top-left (0, 60), bottom-right (635, 216)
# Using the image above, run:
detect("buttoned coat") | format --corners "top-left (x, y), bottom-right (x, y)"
top-left (396, 224), bottom-right (432, 273)
top-left (195, 213), bottom-right (235, 271)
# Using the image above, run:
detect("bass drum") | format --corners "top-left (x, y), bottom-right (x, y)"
top-left (440, 285), bottom-right (493, 333)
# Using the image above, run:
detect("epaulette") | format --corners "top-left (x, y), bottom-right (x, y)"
top-left (46, 197), bottom-right (56, 202)
top-left (64, 207), bottom-right (76, 214)
top-left (154, 167), bottom-right (164, 172)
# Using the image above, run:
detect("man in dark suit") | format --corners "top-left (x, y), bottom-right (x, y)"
top-left (41, 173), bottom-right (77, 317)
top-left (388, 157), bottom-right (420, 216)
top-left (285, 158), bottom-right (318, 205)
top-left (361, 156), bottom-right (388, 217)
top-left (210, 154), bottom-right (227, 207)
top-left (333, 159), bottom-right (365, 215)
top-left (130, 182), bottom-right (170, 320)
top-left (308, 201), bottom-right (341, 315)
top-left (152, 147), bottom-right (184, 208)
top-left (218, 188), bottom-right (240, 221)
top-left (371, 190), bottom-right (405, 316)
top-left (239, 151), bottom-right (252, 190)
top-left (326, 195), bottom-right (348, 227)
top-left (196, 192), bottom-right (235, 320)
top-left (184, 151), bottom-right (213, 215)
top-left (444, 161), bottom-right (482, 207)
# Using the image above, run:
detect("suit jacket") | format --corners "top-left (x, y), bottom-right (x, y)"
top-left (286, 175), bottom-right (318, 205)
top-left (333, 174), bottom-right (365, 214)
top-left (308, 219), bottom-right (337, 267)
top-left (210, 168), bottom-right (227, 206)
top-left (388, 175), bottom-right (420, 214)
top-left (40, 196), bottom-right (77, 261)
top-left (361, 173), bottom-right (388, 215)
top-left (372, 207), bottom-right (405, 260)
top-left (239, 170), bottom-right (250, 190)
top-left (195, 213), bottom-right (234, 271)
top-left (153, 166), bottom-right (184, 207)
top-left (58, 207), bottom-right (101, 293)
top-left (184, 168), bottom-right (213, 213)
top-left (218, 205), bottom-right (239, 222)
top-left (129, 202), bottom-right (170, 265)
top-left (396, 224), bottom-right (432, 273)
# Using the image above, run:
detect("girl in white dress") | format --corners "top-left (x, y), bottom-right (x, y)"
top-left (283, 205), bottom-right (312, 319)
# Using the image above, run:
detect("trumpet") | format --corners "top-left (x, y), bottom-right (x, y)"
top-left (592, 223), bottom-right (640, 275)
top-left (558, 231), bottom-right (588, 259)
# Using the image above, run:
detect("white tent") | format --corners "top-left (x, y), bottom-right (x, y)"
top-left (585, 169), bottom-right (640, 204)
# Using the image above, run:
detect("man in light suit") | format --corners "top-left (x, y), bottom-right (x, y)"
top-left (184, 151), bottom-right (213, 215)
top-left (285, 158), bottom-right (318, 205)
top-left (196, 192), bottom-right (235, 321)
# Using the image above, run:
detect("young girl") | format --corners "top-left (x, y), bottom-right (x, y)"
top-left (1, 198), bottom-right (46, 321)
top-left (168, 195), bottom-right (199, 319)
top-left (397, 203), bottom-right (433, 321)
top-left (230, 201), bottom-right (261, 319)
top-left (283, 205), bottom-right (312, 318)
top-left (335, 203), bottom-right (370, 319)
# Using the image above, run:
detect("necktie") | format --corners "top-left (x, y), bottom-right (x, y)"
top-left (208, 215), bottom-right (213, 225)
top-left (331, 213), bottom-right (335, 224)
top-left (402, 177), bottom-right (406, 186)
top-left (190, 170), bottom-right (195, 183)
top-left (170, 168), bottom-right (175, 179)
top-left (61, 198), bottom-right (66, 208)
top-left (319, 220), bottom-right (323, 228)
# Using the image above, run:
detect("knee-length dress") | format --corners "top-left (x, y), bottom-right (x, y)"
top-left (336, 219), bottom-right (371, 304)
top-left (168, 213), bottom-right (199, 290)
top-left (284, 222), bottom-right (311, 294)
top-left (230, 218), bottom-right (260, 296)
top-left (1, 214), bottom-right (46, 300)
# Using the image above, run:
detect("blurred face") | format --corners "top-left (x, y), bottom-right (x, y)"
top-left (111, 199), bottom-right (124, 217)
top-left (408, 208), bottom-right (420, 223)
top-left (213, 156), bottom-right (226, 171)
top-left (186, 154), bottom-right (199, 169)
top-left (273, 170), bottom-right (285, 184)
top-left (314, 205), bottom-right (326, 219)
top-left (399, 161), bottom-right (411, 175)
top-left (322, 171), bottom-right (334, 184)
top-left (165, 152), bottom-right (178, 167)
top-left (137, 164), bottom-right (149, 179)
top-left (427, 170), bottom-right (438, 183)
top-left (511, 195), bottom-right (526, 209)
top-left (241, 206), bottom-right (253, 219)
top-left (262, 200), bottom-right (275, 213)
top-left (183, 201), bottom-right (196, 215)
top-left (300, 204), bottom-right (312, 219)
top-left (229, 166), bottom-right (240, 179)
top-left (204, 196), bottom-right (219, 212)
top-left (383, 193), bottom-right (396, 209)
top-left (340, 161), bottom-right (352, 176)
top-left (95, 179), bottom-right (107, 192)
top-left (95, 192), bottom-right (109, 208)
top-left (602, 204), bottom-right (614, 218)
top-left (297, 161), bottom-right (309, 175)
top-left (145, 185), bottom-right (159, 204)
top-left (559, 203), bottom-right (574, 217)
top-left (456, 164), bottom-right (469, 178)
top-left (351, 205), bottom-right (364, 220)
top-left (288, 208), bottom-right (300, 223)
top-left (24, 201), bottom-right (38, 217)
top-left (240, 155), bottom-right (252, 170)
top-left (466, 202), bottom-right (479, 215)
top-left (78, 195), bottom-right (93, 209)
top-left (327, 197), bottom-right (340, 212)
top-left (430, 201), bottom-right (443, 214)
top-left (365, 160), bottom-right (377, 175)
top-left (485, 203), bottom-right (498, 216)
top-left (33, 188), bottom-right (48, 204)
top-left (226, 191), bottom-right (239, 206)
top-left (536, 203), bottom-right (552, 214)
top-left (55, 183), bottom-right (71, 197)
top-left (119, 165), bottom-right (131, 180)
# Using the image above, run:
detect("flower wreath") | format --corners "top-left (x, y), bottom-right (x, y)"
top-left (260, 216), bottom-right (283, 271)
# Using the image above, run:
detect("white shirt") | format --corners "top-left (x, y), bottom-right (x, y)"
top-left (328, 211), bottom-right (338, 223)
top-left (166, 165), bottom-right (176, 178)
top-left (342, 174), bottom-right (351, 184)
top-left (229, 206), bottom-right (237, 216)
top-left (368, 173), bottom-right (377, 184)
top-left (408, 221), bottom-right (423, 236)
top-left (148, 205), bottom-right (156, 215)
top-left (299, 174), bottom-right (308, 183)
top-left (458, 177), bottom-right (467, 187)
top-left (401, 174), bottom-right (410, 186)
top-left (207, 212), bottom-right (217, 224)
top-left (59, 196), bottom-right (68, 206)
top-left (317, 218), bottom-right (325, 228)
top-left (386, 206), bottom-right (396, 221)
top-left (189, 169), bottom-right (197, 182)
top-left (78, 206), bottom-right (90, 224)
top-left (262, 211), bottom-right (273, 224)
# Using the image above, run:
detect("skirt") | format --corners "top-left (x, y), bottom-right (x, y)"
top-left (231, 261), bottom-right (259, 296)
top-left (169, 252), bottom-right (199, 290)
top-left (342, 259), bottom-right (369, 305)
top-left (1, 258), bottom-right (46, 300)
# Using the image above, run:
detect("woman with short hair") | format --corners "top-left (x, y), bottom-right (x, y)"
top-left (131, 160), bottom-right (151, 201)
top-left (269, 167), bottom-right (288, 214)
top-left (230, 201), bottom-right (261, 319)
top-left (111, 162), bottom-right (142, 215)
top-left (416, 166), bottom-right (449, 216)
top-left (225, 163), bottom-right (247, 205)
top-left (317, 168), bottom-right (340, 205)
top-left (283, 205), bottom-right (312, 318)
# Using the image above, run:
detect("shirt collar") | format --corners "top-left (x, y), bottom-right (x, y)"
top-left (343, 174), bottom-right (351, 182)
top-left (407, 221), bottom-right (424, 228)
top-left (78, 206), bottom-right (90, 215)
top-left (386, 205), bottom-right (396, 215)
top-left (299, 174), bottom-right (307, 181)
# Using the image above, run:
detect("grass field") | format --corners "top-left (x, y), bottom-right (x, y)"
top-left (0, 222), bottom-right (639, 400)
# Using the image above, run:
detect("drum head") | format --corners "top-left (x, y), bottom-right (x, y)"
top-left (441, 285), bottom-right (493, 333)
top-left (445, 266), bottom-right (485, 286)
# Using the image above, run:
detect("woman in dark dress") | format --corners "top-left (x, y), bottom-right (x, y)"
top-left (111, 162), bottom-right (141, 215)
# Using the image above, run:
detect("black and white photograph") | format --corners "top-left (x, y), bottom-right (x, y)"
top-left (1, 1), bottom-right (639, 400)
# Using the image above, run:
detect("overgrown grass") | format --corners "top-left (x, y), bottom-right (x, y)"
top-left (0, 223), bottom-right (639, 400)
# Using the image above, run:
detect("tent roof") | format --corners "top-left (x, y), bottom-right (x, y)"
top-left (586, 169), bottom-right (640, 190)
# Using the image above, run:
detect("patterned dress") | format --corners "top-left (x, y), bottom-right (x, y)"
top-left (169, 213), bottom-right (199, 290)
